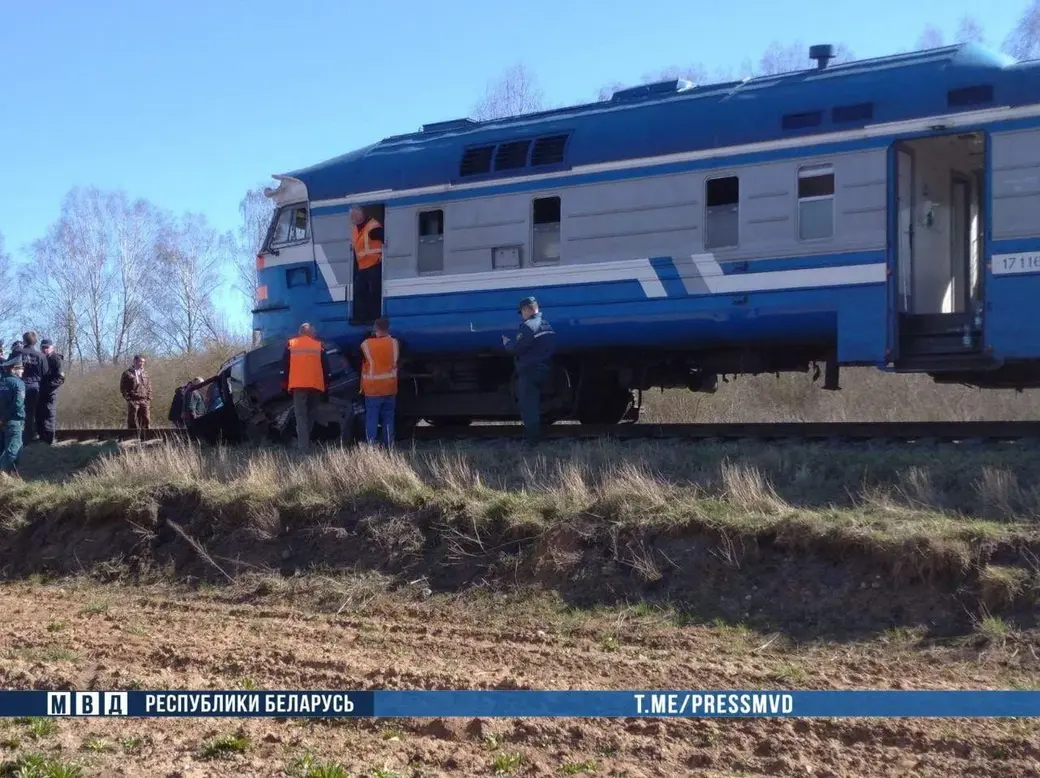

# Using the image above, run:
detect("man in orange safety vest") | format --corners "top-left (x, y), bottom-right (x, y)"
top-left (282, 322), bottom-right (332, 451)
top-left (350, 206), bottom-right (384, 324)
top-left (359, 317), bottom-right (399, 447)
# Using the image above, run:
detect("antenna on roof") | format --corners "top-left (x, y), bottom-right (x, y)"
top-left (809, 44), bottom-right (835, 69)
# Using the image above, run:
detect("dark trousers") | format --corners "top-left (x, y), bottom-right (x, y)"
top-left (516, 364), bottom-right (550, 443)
top-left (36, 389), bottom-right (58, 444)
top-left (126, 401), bottom-right (150, 430)
top-left (353, 263), bottom-right (382, 323)
top-left (292, 388), bottom-right (322, 451)
top-left (22, 388), bottom-right (39, 444)
top-left (333, 398), bottom-right (357, 445)
top-left (364, 395), bottom-right (396, 447)
top-left (1, 421), bottom-right (24, 474)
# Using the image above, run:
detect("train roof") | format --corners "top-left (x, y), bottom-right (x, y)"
top-left (280, 43), bottom-right (1040, 204)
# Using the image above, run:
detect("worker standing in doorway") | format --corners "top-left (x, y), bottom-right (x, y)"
top-left (0, 355), bottom-right (26, 475)
top-left (350, 206), bottom-right (383, 324)
top-left (360, 317), bottom-right (399, 447)
top-left (282, 323), bottom-right (332, 452)
top-left (502, 296), bottom-right (556, 446)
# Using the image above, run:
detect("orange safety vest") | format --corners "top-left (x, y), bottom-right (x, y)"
top-left (360, 334), bottom-right (399, 397)
top-left (287, 334), bottom-right (326, 392)
top-left (352, 219), bottom-right (383, 271)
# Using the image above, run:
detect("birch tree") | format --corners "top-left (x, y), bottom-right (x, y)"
top-left (109, 192), bottom-right (161, 362)
top-left (25, 219), bottom-right (85, 361)
top-left (0, 234), bottom-right (20, 345)
top-left (148, 212), bottom-right (224, 355)
top-left (472, 63), bottom-right (545, 120)
top-left (234, 185), bottom-right (274, 311)
top-left (1004, 0), bottom-right (1040, 59)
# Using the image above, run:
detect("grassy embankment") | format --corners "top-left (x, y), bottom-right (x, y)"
top-left (2, 436), bottom-right (1038, 639)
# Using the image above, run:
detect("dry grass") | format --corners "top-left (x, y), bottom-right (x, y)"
top-left (640, 367), bottom-right (1040, 423)
top-left (53, 347), bottom-right (238, 429)
top-left (1, 438), bottom-right (1039, 602)
top-left (10, 438), bottom-right (1040, 535)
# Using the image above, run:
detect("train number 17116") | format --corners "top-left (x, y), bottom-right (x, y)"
top-left (993, 253), bottom-right (1040, 275)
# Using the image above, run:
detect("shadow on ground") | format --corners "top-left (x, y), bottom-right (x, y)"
top-left (14, 440), bottom-right (122, 482)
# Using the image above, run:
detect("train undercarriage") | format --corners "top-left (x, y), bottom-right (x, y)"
top-left (185, 340), bottom-right (856, 445)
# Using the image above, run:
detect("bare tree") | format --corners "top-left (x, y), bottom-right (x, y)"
top-left (148, 212), bottom-right (224, 355)
top-left (956, 16), bottom-right (987, 45)
top-left (0, 233), bottom-right (21, 341)
top-left (25, 219), bottom-right (85, 362)
top-left (471, 63), bottom-right (545, 120)
top-left (234, 185), bottom-right (273, 312)
top-left (108, 192), bottom-right (161, 363)
top-left (57, 188), bottom-right (113, 363)
top-left (1004, 0), bottom-right (1040, 59)
top-left (916, 25), bottom-right (946, 50)
top-left (597, 80), bottom-right (626, 102)
top-left (758, 41), bottom-right (809, 75)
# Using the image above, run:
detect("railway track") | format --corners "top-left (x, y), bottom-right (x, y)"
top-left (53, 420), bottom-right (1040, 444)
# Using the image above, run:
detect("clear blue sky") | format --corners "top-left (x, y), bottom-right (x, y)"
top-left (0, 0), bottom-right (1024, 326)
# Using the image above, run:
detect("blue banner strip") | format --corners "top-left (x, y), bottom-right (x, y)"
top-left (1, 691), bottom-right (1039, 719)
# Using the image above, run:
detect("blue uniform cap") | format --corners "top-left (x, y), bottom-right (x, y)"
top-left (1, 355), bottom-right (23, 369)
top-left (518, 296), bottom-right (538, 312)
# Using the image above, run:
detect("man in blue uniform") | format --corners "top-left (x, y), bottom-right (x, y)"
top-left (502, 296), bottom-right (556, 445)
top-left (0, 355), bottom-right (26, 475)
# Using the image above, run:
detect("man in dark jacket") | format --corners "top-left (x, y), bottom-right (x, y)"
top-left (0, 355), bottom-right (26, 475)
top-left (12, 332), bottom-right (46, 445)
top-left (36, 339), bottom-right (64, 445)
top-left (502, 296), bottom-right (556, 445)
top-left (120, 354), bottom-right (153, 430)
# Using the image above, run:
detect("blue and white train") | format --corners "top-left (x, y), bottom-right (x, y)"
top-left (213, 42), bottom-right (1040, 438)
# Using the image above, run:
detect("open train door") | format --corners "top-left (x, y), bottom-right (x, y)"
top-left (349, 204), bottom-right (386, 325)
top-left (886, 132), bottom-right (987, 369)
top-left (885, 142), bottom-right (914, 364)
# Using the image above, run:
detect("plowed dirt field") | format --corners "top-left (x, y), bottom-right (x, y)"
top-left (2, 581), bottom-right (1039, 777)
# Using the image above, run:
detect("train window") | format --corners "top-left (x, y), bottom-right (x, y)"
top-left (532, 196), bottom-right (561, 265)
top-left (418, 209), bottom-right (444, 274)
top-left (268, 204), bottom-right (309, 248)
top-left (705, 176), bottom-right (739, 250)
top-left (797, 165), bottom-right (835, 241)
top-left (286, 266), bottom-right (311, 288)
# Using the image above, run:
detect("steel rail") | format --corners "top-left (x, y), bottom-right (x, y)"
top-left (52, 421), bottom-right (1040, 443)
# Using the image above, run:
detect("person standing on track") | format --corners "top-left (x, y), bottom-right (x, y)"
top-left (36, 339), bottom-right (64, 445)
top-left (350, 206), bottom-right (384, 324)
top-left (282, 323), bottom-right (332, 452)
top-left (120, 354), bottom-right (153, 431)
top-left (0, 355), bottom-right (26, 475)
top-left (359, 317), bottom-right (399, 448)
top-left (502, 296), bottom-right (556, 447)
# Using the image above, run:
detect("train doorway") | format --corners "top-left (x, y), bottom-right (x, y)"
top-left (890, 132), bottom-right (985, 363)
top-left (349, 204), bottom-right (386, 325)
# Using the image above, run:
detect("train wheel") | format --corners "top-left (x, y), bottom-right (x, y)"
top-left (577, 386), bottom-right (634, 425)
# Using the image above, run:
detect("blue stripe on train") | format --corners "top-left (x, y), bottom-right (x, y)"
top-left (256, 278), bottom-right (888, 364)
